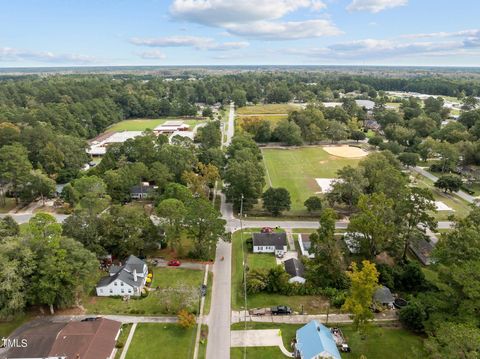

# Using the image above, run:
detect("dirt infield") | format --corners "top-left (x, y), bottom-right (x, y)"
top-left (322, 145), bottom-right (368, 158)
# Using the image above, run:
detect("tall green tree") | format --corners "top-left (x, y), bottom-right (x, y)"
top-left (262, 187), bottom-right (291, 216)
top-left (0, 143), bottom-right (33, 203)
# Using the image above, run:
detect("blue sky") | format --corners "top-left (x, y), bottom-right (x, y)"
top-left (1, 0), bottom-right (480, 67)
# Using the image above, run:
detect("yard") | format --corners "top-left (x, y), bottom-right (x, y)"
top-left (0, 197), bottom-right (16, 213)
top-left (237, 114), bottom-right (288, 131)
top-left (237, 103), bottom-right (301, 115)
top-left (106, 118), bottom-right (202, 132)
top-left (0, 314), bottom-right (31, 338)
top-left (412, 173), bottom-right (471, 220)
top-left (84, 267), bottom-right (204, 315)
top-left (261, 147), bottom-right (362, 215)
top-left (230, 323), bottom-right (427, 359)
top-left (125, 323), bottom-right (196, 359)
top-left (231, 230), bottom-right (331, 314)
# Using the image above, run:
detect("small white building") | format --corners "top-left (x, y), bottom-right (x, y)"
top-left (284, 258), bottom-right (306, 284)
top-left (298, 233), bottom-right (315, 259)
top-left (96, 255), bottom-right (148, 297)
top-left (252, 232), bottom-right (288, 257)
top-left (88, 131), bottom-right (144, 156)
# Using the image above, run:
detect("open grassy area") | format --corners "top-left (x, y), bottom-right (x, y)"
top-left (84, 267), bottom-right (204, 315)
top-left (247, 253), bottom-right (277, 271)
top-left (231, 323), bottom-right (426, 359)
top-left (0, 314), bottom-right (31, 338)
top-left (106, 118), bottom-right (202, 132)
top-left (237, 114), bottom-right (288, 131)
top-left (412, 174), bottom-right (471, 220)
top-left (237, 104), bottom-right (301, 115)
top-left (261, 147), bottom-right (362, 215)
top-left (231, 230), bottom-right (330, 313)
top-left (125, 323), bottom-right (196, 359)
top-left (0, 197), bottom-right (16, 213)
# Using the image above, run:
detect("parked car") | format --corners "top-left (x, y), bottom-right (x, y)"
top-left (168, 259), bottom-right (181, 266)
top-left (261, 227), bottom-right (273, 233)
top-left (200, 284), bottom-right (207, 297)
top-left (271, 306), bottom-right (292, 315)
top-left (81, 317), bottom-right (99, 322)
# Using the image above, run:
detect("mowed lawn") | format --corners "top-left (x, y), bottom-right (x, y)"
top-left (237, 114), bottom-right (288, 130)
top-left (84, 267), bottom-right (203, 315)
top-left (231, 230), bottom-right (331, 313)
top-left (237, 103), bottom-right (301, 115)
top-left (230, 323), bottom-right (427, 359)
top-left (107, 118), bottom-right (202, 132)
top-left (262, 147), bottom-right (361, 214)
top-left (125, 323), bottom-right (196, 359)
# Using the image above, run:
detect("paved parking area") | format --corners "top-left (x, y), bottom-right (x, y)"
top-left (231, 329), bottom-right (293, 357)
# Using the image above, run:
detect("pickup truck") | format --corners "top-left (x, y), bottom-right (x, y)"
top-left (271, 306), bottom-right (292, 315)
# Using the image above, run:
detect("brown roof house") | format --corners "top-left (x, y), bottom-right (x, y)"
top-left (3, 318), bottom-right (121, 359)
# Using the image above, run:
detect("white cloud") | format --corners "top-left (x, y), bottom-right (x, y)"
top-left (226, 19), bottom-right (342, 40)
top-left (0, 47), bottom-right (98, 64)
top-left (347, 0), bottom-right (407, 13)
top-left (170, 0), bottom-right (324, 25)
top-left (130, 36), bottom-right (249, 51)
top-left (285, 29), bottom-right (480, 60)
top-left (169, 0), bottom-right (336, 40)
top-left (138, 50), bottom-right (167, 59)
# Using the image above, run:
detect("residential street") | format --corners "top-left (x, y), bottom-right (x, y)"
top-left (413, 166), bottom-right (478, 204)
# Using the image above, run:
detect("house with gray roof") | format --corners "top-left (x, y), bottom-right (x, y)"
top-left (96, 255), bottom-right (148, 297)
top-left (252, 232), bottom-right (288, 257)
top-left (373, 286), bottom-right (395, 307)
top-left (284, 258), bottom-right (306, 284)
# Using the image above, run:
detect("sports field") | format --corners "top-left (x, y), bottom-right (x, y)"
top-left (107, 118), bottom-right (202, 132)
top-left (262, 147), bottom-right (363, 214)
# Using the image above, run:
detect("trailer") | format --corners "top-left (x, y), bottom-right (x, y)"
top-left (330, 327), bottom-right (351, 352)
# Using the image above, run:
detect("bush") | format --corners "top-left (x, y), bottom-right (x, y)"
top-left (399, 299), bottom-right (427, 333)
top-left (116, 341), bottom-right (125, 349)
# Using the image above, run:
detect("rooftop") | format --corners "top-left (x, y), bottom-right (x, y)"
top-left (296, 320), bottom-right (341, 359)
top-left (284, 258), bottom-right (305, 278)
top-left (252, 232), bottom-right (287, 250)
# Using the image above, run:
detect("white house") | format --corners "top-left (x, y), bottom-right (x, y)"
top-left (298, 233), bottom-right (315, 259)
top-left (96, 255), bottom-right (148, 297)
top-left (252, 232), bottom-right (288, 257)
top-left (154, 120), bottom-right (190, 135)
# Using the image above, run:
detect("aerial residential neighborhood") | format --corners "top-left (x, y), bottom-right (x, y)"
top-left (1, 1), bottom-right (480, 359)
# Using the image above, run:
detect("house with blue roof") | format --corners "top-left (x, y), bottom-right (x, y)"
top-left (294, 320), bottom-right (341, 359)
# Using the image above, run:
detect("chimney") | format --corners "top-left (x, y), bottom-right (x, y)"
top-left (133, 269), bottom-right (137, 282)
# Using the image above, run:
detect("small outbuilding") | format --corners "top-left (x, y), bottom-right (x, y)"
top-left (373, 285), bottom-right (395, 307)
top-left (284, 258), bottom-right (306, 284)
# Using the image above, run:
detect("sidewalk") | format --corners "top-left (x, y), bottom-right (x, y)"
top-left (231, 310), bottom-right (398, 324)
top-left (231, 329), bottom-right (293, 357)
top-left (119, 323), bottom-right (137, 359)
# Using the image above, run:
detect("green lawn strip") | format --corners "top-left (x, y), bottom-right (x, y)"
top-left (0, 198), bottom-right (16, 213)
top-left (114, 323), bottom-right (133, 359)
top-left (412, 174), bottom-right (471, 220)
top-left (231, 230), bottom-right (331, 314)
top-left (125, 323), bottom-right (196, 359)
top-left (237, 104), bottom-right (299, 115)
top-left (84, 267), bottom-right (204, 315)
top-left (261, 147), bottom-right (361, 215)
top-left (0, 314), bottom-right (31, 337)
top-left (231, 346), bottom-right (287, 359)
top-left (247, 253), bottom-right (277, 271)
top-left (203, 272), bottom-right (213, 315)
top-left (198, 325), bottom-right (208, 359)
top-left (231, 323), bottom-right (426, 359)
top-left (106, 118), bottom-right (202, 132)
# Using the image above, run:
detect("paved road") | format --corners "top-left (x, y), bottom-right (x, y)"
top-left (206, 239), bottom-right (232, 359)
top-left (224, 102), bottom-right (235, 147)
top-left (413, 166), bottom-right (478, 204)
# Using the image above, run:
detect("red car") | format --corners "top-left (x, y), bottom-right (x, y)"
top-left (168, 259), bottom-right (181, 266)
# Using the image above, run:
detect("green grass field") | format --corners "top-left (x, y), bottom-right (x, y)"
top-left (412, 174), bottom-right (471, 220)
top-left (106, 118), bottom-right (202, 132)
top-left (231, 323), bottom-right (426, 359)
top-left (261, 147), bottom-right (362, 215)
top-left (237, 114), bottom-right (288, 130)
top-left (0, 314), bottom-right (31, 337)
top-left (247, 253), bottom-right (277, 272)
top-left (0, 198), bottom-right (16, 213)
top-left (231, 230), bottom-right (330, 313)
top-left (84, 267), bottom-right (203, 315)
top-left (237, 104), bottom-right (301, 115)
top-left (125, 324), bottom-right (196, 359)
